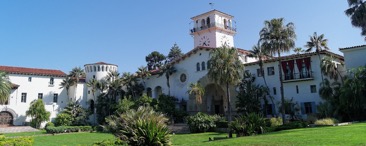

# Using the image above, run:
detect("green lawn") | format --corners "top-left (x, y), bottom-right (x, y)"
top-left (172, 123), bottom-right (366, 146)
top-left (3, 123), bottom-right (366, 145)
top-left (4, 130), bottom-right (46, 137)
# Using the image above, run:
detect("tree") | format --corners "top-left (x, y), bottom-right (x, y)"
top-left (167, 43), bottom-right (184, 62)
top-left (247, 44), bottom-right (275, 108)
top-left (305, 32), bottom-right (329, 82)
top-left (158, 65), bottom-right (177, 96)
top-left (0, 72), bottom-right (11, 105)
top-left (293, 47), bottom-right (304, 54)
top-left (26, 99), bottom-right (50, 128)
top-left (260, 18), bottom-right (296, 124)
top-left (321, 55), bottom-right (344, 84)
top-left (68, 67), bottom-right (85, 101)
top-left (105, 70), bottom-right (120, 82)
top-left (145, 51), bottom-right (166, 71)
top-left (62, 101), bottom-right (89, 126)
top-left (208, 46), bottom-right (244, 137)
top-left (187, 82), bottom-right (205, 112)
top-left (136, 66), bottom-right (151, 88)
top-left (236, 72), bottom-right (268, 115)
top-left (59, 76), bottom-right (75, 100)
top-left (87, 78), bottom-right (99, 125)
top-left (345, 0), bottom-right (366, 40)
top-left (121, 72), bottom-right (138, 98)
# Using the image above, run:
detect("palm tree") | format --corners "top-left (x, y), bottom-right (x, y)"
top-left (305, 32), bottom-right (329, 82)
top-left (69, 67), bottom-right (85, 101)
top-left (345, 0), bottom-right (366, 40)
top-left (105, 70), bottom-right (120, 82)
top-left (293, 47), bottom-right (304, 54)
top-left (208, 46), bottom-right (244, 133)
top-left (59, 76), bottom-right (75, 100)
top-left (121, 72), bottom-right (137, 98)
top-left (136, 66), bottom-right (151, 88)
top-left (248, 44), bottom-right (275, 112)
top-left (0, 72), bottom-right (11, 105)
top-left (321, 55), bottom-right (344, 84)
top-left (87, 78), bottom-right (98, 125)
top-left (187, 82), bottom-right (205, 112)
top-left (260, 18), bottom-right (296, 124)
top-left (159, 65), bottom-right (177, 96)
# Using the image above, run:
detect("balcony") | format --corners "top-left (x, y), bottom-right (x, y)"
top-left (283, 71), bottom-right (314, 83)
top-left (190, 22), bottom-right (236, 34)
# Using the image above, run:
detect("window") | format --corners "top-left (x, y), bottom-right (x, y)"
top-left (207, 61), bottom-right (211, 69)
top-left (102, 66), bottom-right (104, 72)
top-left (93, 75), bottom-right (96, 79)
top-left (88, 90), bottom-right (90, 94)
top-left (53, 94), bottom-right (58, 103)
top-left (265, 104), bottom-right (274, 115)
top-left (50, 77), bottom-right (54, 85)
top-left (244, 56), bottom-right (248, 62)
top-left (273, 87), bottom-right (277, 95)
top-left (267, 67), bottom-right (275, 76)
top-left (28, 77), bottom-right (32, 82)
top-left (296, 85), bottom-right (299, 94)
top-left (21, 93), bottom-right (27, 103)
top-left (38, 93), bottom-right (43, 99)
top-left (98, 66), bottom-right (100, 71)
top-left (310, 85), bottom-right (317, 93)
top-left (257, 69), bottom-right (263, 77)
top-left (301, 102), bottom-right (316, 114)
top-left (201, 62), bottom-right (206, 70)
top-left (196, 63), bottom-right (200, 71)
top-left (94, 66), bottom-right (96, 72)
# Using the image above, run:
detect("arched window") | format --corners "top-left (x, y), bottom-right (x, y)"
top-left (94, 66), bottom-right (96, 72)
top-left (155, 86), bottom-right (162, 98)
top-left (224, 19), bottom-right (227, 29)
top-left (206, 17), bottom-right (210, 27)
top-left (207, 61), bottom-right (211, 69)
top-left (201, 19), bottom-right (206, 29)
top-left (228, 20), bottom-right (232, 29)
top-left (106, 66), bottom-right (109, 72)
top-left (147, 88), bottom-right (152, 97)
top-left (201, 61), bottom-right (206, 70)
top-left (102, 66), bottom-right (104, 72)
top-left (196, 63), bottom-right (200, 71)
top-left (98, 66), bottom-right (100, 71)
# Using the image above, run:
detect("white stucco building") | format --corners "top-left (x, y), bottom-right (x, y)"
top-left (0, 62), bottom-right (117, 126)
top-left (0, 9), bottom-right (359, 126)
top-left (340, 45), bottom-right (366, 70)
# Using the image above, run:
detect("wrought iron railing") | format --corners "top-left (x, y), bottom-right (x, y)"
top-left (190, 22), bottom-right (236, 33)
top-left (283, 71), bottom-right (314, 81)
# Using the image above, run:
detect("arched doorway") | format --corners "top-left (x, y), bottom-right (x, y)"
top-left (204, 84), bottom-right (225, 115)
top-left (146, 87), bottom-right (152, 97)
top-left (154, 86), bottom-right (162, 98)
top-left (0, 111), bottom-right (13, 126)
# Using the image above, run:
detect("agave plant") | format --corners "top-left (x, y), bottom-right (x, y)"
top-left (105, 106), bottom-right (171, 146)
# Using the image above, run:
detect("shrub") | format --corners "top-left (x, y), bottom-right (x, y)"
top-left (314, 118), bottom-right (339, 126)
top-left (45, 126), bottom-right (93, 134)
top-left (215, 116), bottom-right (228, 128)
top-left (105, 106), bottom-right (171, 146)
top-left (306, 114), bottom-right (318, 124)
top-left (55, 113), bottom-right (73, 126)
top-left (186, 112), bottom-right (217, 133)
top-left (45, 122), bottom-right (54, 128)
top-left (173, 109), bottom-right (189, 123)
top-left (269, 117), bottom-right (283, 127)
top-left (274, 121), bottom-right (308, 131)
top-left (0, 135), bottom-right (34, 146)
top-left (93, 138), bottom-right (127, 146)
top-left (229, 113), bottom-right (266, 137)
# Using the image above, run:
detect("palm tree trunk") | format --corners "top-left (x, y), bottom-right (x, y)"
top-left (278, 50), bottom-right (286, 125)
top-left (318, 53), bottom-right (325, 82)
top-left (226, 82), bottom-right (233, 138)
top-left (93, 92), bottom-right (96, 126)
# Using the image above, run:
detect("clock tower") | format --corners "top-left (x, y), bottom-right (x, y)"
top-left (190, 10), bottom-right (236, 48)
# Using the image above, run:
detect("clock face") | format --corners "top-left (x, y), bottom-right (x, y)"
top-left (220, 35), bottom-right (230, 47)
top-left (199, 36), bottom-right (210, 47)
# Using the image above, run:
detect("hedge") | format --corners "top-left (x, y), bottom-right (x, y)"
top-left (0, 135), bottom-right (34, 146)
top-left (45, 126), bottom-right (93, 134)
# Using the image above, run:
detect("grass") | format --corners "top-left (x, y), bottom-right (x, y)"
top-left (33, 132), bottom-right (115, 146)
top-left (2, 123), bottom-right (365, 145)
top-left (172, 122), bottom-right (366, 146)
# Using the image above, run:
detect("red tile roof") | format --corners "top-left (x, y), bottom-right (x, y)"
top-left (339, 44), bottom-right (366, 50)
top-left (244, 50), bottom-right (344, 66)
top-left (0, 66), bottom-right (66, 77)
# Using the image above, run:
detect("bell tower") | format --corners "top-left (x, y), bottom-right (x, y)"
top-left (190, 10), bottom-right (236, 48)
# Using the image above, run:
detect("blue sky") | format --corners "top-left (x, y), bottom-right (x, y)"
top-left (0, 0), bottom-right (364, 74)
